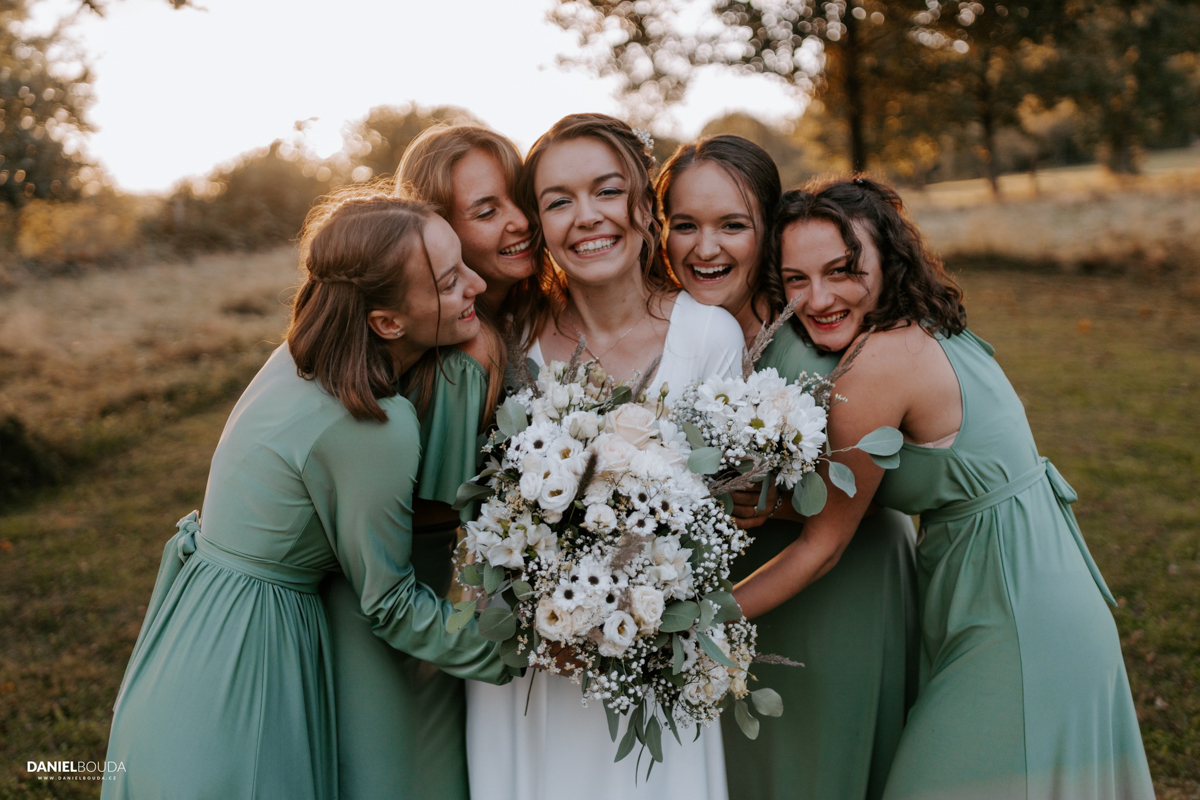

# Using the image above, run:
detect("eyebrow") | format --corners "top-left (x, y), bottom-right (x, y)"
top-left (466, 195), bottom-right (499, 212)
top-left (437, 263), bottom-right (458, 283)
top-left (538, 171), bottom-right (625, 200)
top-left (669, 212), bottom-right (753, 221)
top-left (781, 253), bottom-right (849, 272)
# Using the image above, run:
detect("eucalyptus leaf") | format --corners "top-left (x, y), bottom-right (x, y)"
top-left (794, 471), bottom-right (828, 516)
top-left (445, 607), bottom-right (475, 635)
top-left (755, 476), bottom-right (771, 511)
top-left (698, 598), bottom-right (716, 630)
top-left (660, 601), bottom-right (700, 633)
top-left (671, 634), bottom-right (685, 675)
top-left (750, 687), bottom-right (784, 717)
top-left (719, 578), bottom-right (735, 593)
top-left (735, 458), bottom-right (757, 474)
top-left (526, 358), bottom-right (540, 381)
top-left (477, 607), bottom-right (516, 642)
top-left (855, 426), bottom-right (904, 456)
top-left (650, 633), bottom-right (669, 650)
top-left (681, 420), bottom-right (707, 450)
top-left (483, 563), bottom-right (505, 595)
top-left (828, 461), bottom-right (857, 498)
top-left (511, 579), bottom-right (534, 601)
top-left (459, 563), bottom-right (482, 587)
top-left (720, 493), bottom-right (734, 514)
top-left (609, 386), bottom-right (633, 406)
top-left (687, 447), bottom-right (723, 475)
top-left (452, 480), bottom-right (492, 511)
top-left (496, 397), bottom-right (529, 438)
top-left (614, 717), bottom-right (638, 762)
top-left (605, 703), bottom-right (620, 743)
top-left (734, 699), bottom-right (760, 740)
top-left (631, 704), bottom-right (646, 745)
top-left (645, 716), bottom-right (664, 763)
top-left (498, 635), bottom-right (531, 668)
top-left (706, 590), bottom-right (742, 624)
top-left (665, 706), bottom-right (683, 745)
top-left (697, 631), bottom-right (738, 669)
top-left (870, 451), bottom-right (901, 470)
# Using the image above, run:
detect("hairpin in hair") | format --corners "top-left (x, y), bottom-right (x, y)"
top-left (632, 127), bottom-right (655, 157)
top-left (853, 177), bottom-right (866, 186)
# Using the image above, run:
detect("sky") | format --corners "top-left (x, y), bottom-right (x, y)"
top-left (32, 0), bottom-right (800, 194)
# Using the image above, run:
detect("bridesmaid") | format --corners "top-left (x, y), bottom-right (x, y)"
top-left (102, 188), bottom-right (510, 800)
top-left (733, 176), bottom-right (1155, 799)
top-left (657, 135), bottom-right (919, 800)
top-left (466, 113), bottom-right (744, 800)
top-left (321, 125), bottom-right (540, 799)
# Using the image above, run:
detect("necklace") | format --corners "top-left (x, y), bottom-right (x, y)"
top-left (559, 305), bottom-right (649, 366)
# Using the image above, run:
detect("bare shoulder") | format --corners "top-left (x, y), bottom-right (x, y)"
top-left (840, 324), bottom-right (938, 383)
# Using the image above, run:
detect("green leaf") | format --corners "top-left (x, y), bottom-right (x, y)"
top-left (526, 358), bottom-right (540, 381)
top-left (498, 635), bottom-right (531, 668)
top-left (483, 563), bottom-right (505, 595)
top-left (697, 631), bottom-right (738, 669)
top-left (687, 446), bottom-right (723, 475)
top-left (750, 687), bottom-right (784, 717)
top-left (720, 493), bottom-right (734, 514)
top-left (631, 704), bottom-right (646, 745)
top-left (755, 476), bottom-right (771, 511)
top-left (665, 706), bottom-right (683, 746)
top-left (719, 578), bottom-right (735, 593)
top-left (735, 458), bottom-right (757, 474)
top-left (445, 606), bottom-right (475, 634)
top-left (614, 716), bottom-right (638, 762)
top-left (609, 385), bottom-right (633, 406)
top-left (734, 698), bottom-right (760, 740)
top-left (671, 634), bottom-right (686, 675)
top-left (660, 600), bottom-right (700, 633)
top-left (828, 461), bottom-right (857, 498)
top-left (681, 420), bottom-right (707, 450)
top-left (452, 480), bottom-right (493, 511)
top-left (650, 633), bottom-right (669, 650)
top-left (511, 579), bottom-right (534, 601)
top-left (870, 451), bottom-right (901, 470)
top-left (706, 590), bottom-right (743, 624)
top-left (605, 703), bottom-right (620, 743)
top-left (698, 598), bottom-right (716, 630)
top-left (477, 607), bottom-right (517, 642)
top-left (645, 716), bottom-right (663, 763)
top-left (855, 426), bottom-right (903, 456)
top-left (794, 471), bottom-right (827, 516)
top-left (496, 396), bottom-right (529, 438)
top-left (459, 563), bottom-right (482, 586)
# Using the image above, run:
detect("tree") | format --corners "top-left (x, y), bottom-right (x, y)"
top-left (551, 0), bottom-right (920, 171)
top-left (0, 0), bottom-right (92, 207)
top-left (337, 103), bottom-right (483, 183)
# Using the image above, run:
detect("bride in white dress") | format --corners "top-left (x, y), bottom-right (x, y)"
top-left (466, 114), bottom-right (744, 800)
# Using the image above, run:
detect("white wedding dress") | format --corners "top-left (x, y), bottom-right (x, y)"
top-left (466, 292), bottom-right (745, 800)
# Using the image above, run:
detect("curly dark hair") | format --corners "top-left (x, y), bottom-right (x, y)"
top-left (770, 175), bottom-right (966, 342)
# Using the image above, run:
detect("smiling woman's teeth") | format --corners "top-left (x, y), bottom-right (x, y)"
top-left (812, 311), bottom-right (849, 324)
top-left (459, 304), bottom-right (475, 320)
top-left (499, 239), bottom-right (531, 256)
top-left (573, 237), bottom-right (617, 254)
top-left (691, 264), bottom-right (732, 280)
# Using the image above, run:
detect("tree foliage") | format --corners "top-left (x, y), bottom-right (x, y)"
top-left (338, 103), bottom-right (483, 183)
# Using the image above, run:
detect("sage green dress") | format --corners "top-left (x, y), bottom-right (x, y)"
top-left (103, 345), bottom-right (508, 800)
top-left (323, 348), bottom-right (489, 800)
top-left (722, 323), bottom-right (921, 800)
top-left (874, 330), bottom-right (1153, 799)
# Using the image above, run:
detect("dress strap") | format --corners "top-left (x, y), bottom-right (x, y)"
top-left (921, 458), bottom-right (1116, 606)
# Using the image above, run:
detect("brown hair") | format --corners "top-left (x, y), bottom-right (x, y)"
top-left (656, 134), bottom-right (786, 326)
top-left (519, 113), bottom-right (676, 324)
top-left (394, 124), bottom-right (535, 418)
top-left (771, 175), bottom-right (967, 341)
top-left (288, 186), bottom-right (437, 422)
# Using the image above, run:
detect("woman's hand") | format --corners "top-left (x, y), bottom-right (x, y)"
top-left (730, 483), bottom-right (777, 530)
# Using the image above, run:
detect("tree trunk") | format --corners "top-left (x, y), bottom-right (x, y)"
top-left (842, 8), bottom-right (868, 172)
top-left (976, 48), bottom-right (1001, 198)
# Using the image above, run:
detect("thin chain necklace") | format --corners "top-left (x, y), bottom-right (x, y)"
top-left (559, 304), bottom-right (649, 366)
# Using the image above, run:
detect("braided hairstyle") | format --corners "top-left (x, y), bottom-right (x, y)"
top-left (771, 175), bottom-right (967, 341)
top-left (519, 113), bottom-right (676, 318)
top-left (288, 185), bottom-right (437, 422)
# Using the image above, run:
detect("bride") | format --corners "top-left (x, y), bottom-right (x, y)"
top-left (465, 113), bottom-right (744, 799)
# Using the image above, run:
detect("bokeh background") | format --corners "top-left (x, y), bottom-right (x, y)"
top-left (1, 0), bottom-right (1198, 796)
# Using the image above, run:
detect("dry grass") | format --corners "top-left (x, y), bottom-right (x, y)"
top-left (0, 247), bottom-right (300, 464)
top-left (905, 148), bottom-right (1200, 286)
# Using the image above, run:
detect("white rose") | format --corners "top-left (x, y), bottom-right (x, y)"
top-left (604, 403), bottom-right (660, 449)
top-left (583, 503), bottom-right (618, 533)
top-left (597, 610), bottom-right (638, 657)
top-left (590, 433), bottom-right (637, 473)
top-left (628, 585), bottom-right (666, 634)
top-left (535, 596), bottom-right (574, 642)
top-left (519, 469), bottom-right (545, 501)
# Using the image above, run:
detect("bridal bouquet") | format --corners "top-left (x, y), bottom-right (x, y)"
top-left (448, 352), bottom-right (780, 772)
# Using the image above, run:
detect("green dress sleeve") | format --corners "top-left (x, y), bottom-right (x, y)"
top-left (759, 322), bottom-right (842, 378)
top-left (409, 348), bottom-right (490, 522)
top-left (302, 397), bottom-right (508, 685)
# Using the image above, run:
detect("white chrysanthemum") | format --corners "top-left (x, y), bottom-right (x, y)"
top-left (789, 398), bottom-right (828, 462)
top-left (694, 378), bottom-right (746, 417)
